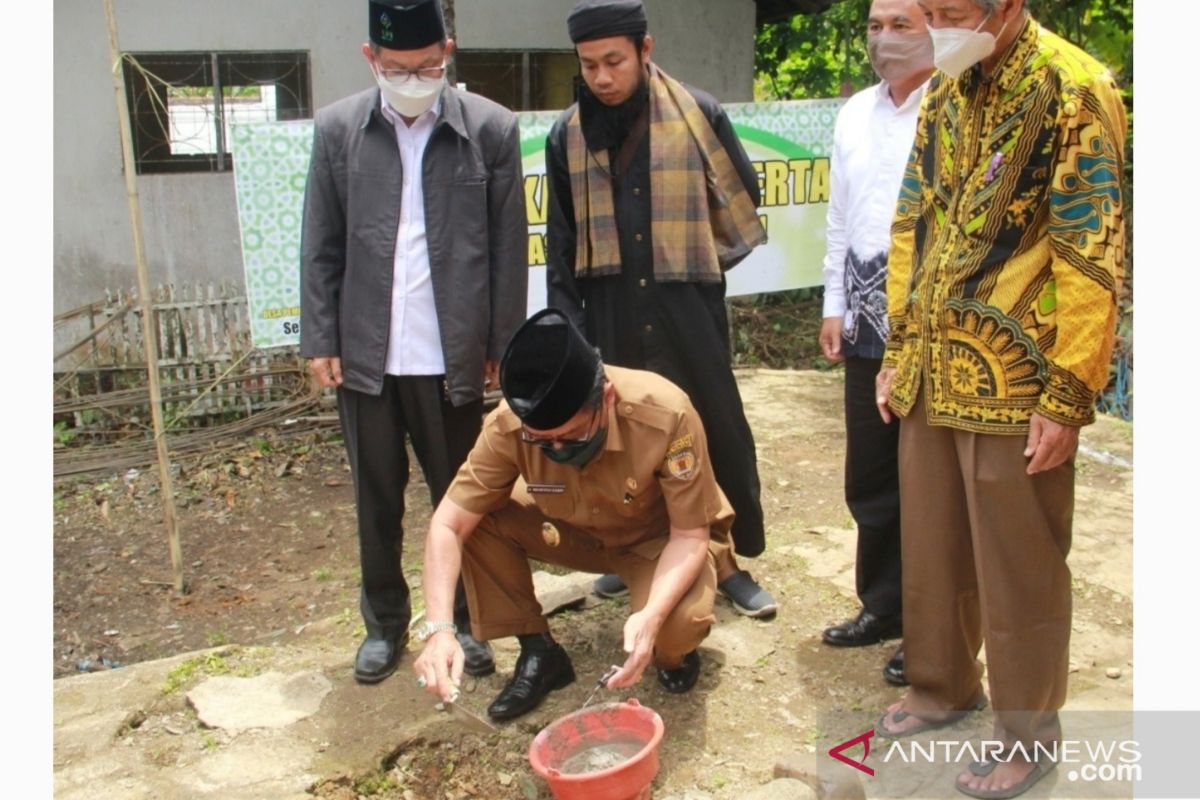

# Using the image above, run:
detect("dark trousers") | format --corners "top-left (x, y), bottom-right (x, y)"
top-left (654, 348), bottom-right (765, 560)
top-left (337, 375), bottom-right (483, 640)
top-left (844, 356), bottom-right (902, 618)
top-left (639, 287), bottom-right (764, 558)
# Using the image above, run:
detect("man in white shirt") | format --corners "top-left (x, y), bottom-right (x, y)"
top-left (817, 0), bottom-right (933, 687)
top-left (300, 0), bottom-right (527, 685)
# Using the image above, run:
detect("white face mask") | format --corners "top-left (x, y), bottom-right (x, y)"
top-left (375, 70), bottom-right (444, 118)
top-left (928, 10), bottom-right (1011, 78)
top-left (868, 31), bottom-right (935, 83)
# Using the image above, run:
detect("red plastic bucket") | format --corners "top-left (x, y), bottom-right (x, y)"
top-left (528, 698), bottom-right (665, 800)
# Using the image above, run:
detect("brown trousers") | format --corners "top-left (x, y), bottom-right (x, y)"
top-left (899, 391), bottom-right (1075, 748)
top-left (460, 493), bottom-right (726, 665)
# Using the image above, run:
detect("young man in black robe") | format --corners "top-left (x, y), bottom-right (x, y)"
top-left (544, 0), bottom-right (778, 617)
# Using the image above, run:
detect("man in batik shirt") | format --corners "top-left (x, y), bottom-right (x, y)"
top-left (875, 1), bottom-right (1126, 798)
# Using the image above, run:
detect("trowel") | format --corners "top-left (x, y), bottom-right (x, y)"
top-left (438, 689), bottom-right (497, 734)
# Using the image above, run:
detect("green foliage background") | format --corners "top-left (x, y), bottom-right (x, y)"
top-left (754, 0), bottom-right (1132, 102)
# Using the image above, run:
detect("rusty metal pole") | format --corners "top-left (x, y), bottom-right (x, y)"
top-left (103, 0), bottom-right (186, 594)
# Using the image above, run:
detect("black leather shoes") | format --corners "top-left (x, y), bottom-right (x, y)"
top-left (487, 642), bottom-right (575, 720)
top-left (656, 650), bottom-right (701, 694)
top-left (457, 630), bottom-right (496, 677)
top-left (883, 644), bottom-right (907, 686)
top-left (822, 610), bottom-right (902, 647)
top-left (354, 632), bottom-right (407, 684)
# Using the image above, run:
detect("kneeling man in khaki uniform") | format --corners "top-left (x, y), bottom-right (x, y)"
top-left (414, 308), bottom-right (732, 720)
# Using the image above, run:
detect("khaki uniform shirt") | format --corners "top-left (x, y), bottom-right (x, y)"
top-left (447, 365), bottom-right (733, 555)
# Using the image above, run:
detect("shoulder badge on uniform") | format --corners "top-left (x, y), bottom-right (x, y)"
top-left (668, 434), bottom-right (692, 452)
top-left (665, 433), bottom-right (697, 480)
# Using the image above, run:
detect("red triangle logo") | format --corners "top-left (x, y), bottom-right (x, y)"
top-left (828, 729), bottom-right (875, 777)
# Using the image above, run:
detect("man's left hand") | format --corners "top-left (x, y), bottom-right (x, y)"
top-left (483, 360), bottom-right (499, 391)
top-left (1023, 413), bottom-right (1079, 475)
top-left (604, 609), bottom-right (661, 689)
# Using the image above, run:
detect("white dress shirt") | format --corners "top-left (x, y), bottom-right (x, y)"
top-left (822, 79), bottom-right (928, 354)
top-left (380, 97), bottom-right (445, 376)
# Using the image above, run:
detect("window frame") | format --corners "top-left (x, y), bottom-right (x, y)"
top-left (122, 50), bottom-right (312, 175)
top-left (453, 49), bottom-right (578, 112)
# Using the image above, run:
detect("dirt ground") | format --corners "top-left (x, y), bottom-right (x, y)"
top-left (52, 369), bottom-right (1134, 798)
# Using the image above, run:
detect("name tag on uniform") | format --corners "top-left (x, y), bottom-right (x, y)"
top-left (527, 483), bottom-right (567, 495)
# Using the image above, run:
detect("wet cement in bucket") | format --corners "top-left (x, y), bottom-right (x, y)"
top-left (558, 736), bottom-right (645, 775)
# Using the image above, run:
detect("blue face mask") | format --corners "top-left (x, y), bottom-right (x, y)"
top-left (540, 425), bottom-right (608, 467)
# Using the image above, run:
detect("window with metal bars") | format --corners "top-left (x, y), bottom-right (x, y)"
top-left (122, 51), bottom-right (312, 174)
top-left (454, 50), bottom-right (578, 111)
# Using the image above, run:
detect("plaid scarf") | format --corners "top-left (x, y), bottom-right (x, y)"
top-left (566, 64), bottom-right (766, 283)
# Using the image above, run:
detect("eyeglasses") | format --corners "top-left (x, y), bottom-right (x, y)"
top-left (520, 405), bottom-right (601, 447)
top-left (375, 62), bottom-right (448, 84)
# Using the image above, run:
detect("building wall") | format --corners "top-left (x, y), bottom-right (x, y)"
top-left (54, 0), bottom-right (757, 314)
top-left (454, 0), bottom-right (757, 102)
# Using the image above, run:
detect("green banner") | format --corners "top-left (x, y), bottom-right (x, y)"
top-left (232, 98), bottom-right (842, 349)
top-left (230, 121), bottom-right (311, 348)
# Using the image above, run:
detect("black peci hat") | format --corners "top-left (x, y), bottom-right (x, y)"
top-left (369, 0), bottom-right (446, 50)
top-left (567, 0), bottom-right (648, 44)
top-left (500, 309), bottom-right (601, 431)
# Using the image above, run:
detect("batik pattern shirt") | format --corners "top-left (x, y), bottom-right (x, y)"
top-left (883, 17), bottom-right (1127, 432)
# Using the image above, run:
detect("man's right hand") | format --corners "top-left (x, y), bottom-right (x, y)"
top-left (413, 631), bottom-right (464, 703)
top-left (875, 366), bottom-right (897, 424)
top-left (308, 357), bottom-right (343, 389)
top-left (819, 317), bottom-right (844, 363)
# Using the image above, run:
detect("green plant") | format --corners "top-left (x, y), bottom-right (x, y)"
top-left (53, 421), bottom-right (78, 446)
top-left (200, 732), bottom-right (219, 751)
top-left (313, 567), bottom-right (332, 582)
top-left (232, 648), bottom-right (271, 677)
top-left (353, 771), bottom-right (398, 795)
top-left (206, 630), bottom-right (229, 647)
top-left (162, 652), bottom-right (231, 695)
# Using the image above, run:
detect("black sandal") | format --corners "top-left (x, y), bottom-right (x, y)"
top-left (955, 757), bottom-right (1056, 799)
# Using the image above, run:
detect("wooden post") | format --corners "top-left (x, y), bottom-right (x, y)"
top-left (103, 0), bottom-right (185, 594)
top-left (443, 0), bottom-right (457, 86)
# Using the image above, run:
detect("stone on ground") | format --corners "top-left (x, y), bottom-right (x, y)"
top-left (187, 670), bottom-right (332, 730)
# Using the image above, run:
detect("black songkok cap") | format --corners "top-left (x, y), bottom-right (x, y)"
top-left (501, 309), bottom-right (602, 431)
top-left (369, 0), bottom-right (446, 50)
top-left (567, 0), bottom-right (648, 44)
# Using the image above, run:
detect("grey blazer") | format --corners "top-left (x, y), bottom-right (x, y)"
top-left (300, 86), bottom-right (528, 405)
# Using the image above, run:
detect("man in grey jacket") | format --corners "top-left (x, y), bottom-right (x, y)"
top-left (300, 0), bottom-right (527, 685)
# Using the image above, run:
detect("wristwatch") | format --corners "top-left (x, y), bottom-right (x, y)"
top-left (415, 620), bottom-right (457, 641)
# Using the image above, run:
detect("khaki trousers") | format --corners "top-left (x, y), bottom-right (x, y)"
top-left (460, 494), bottom-right (725, 665)
top-left (899, 391), bottom-right (1075, 748)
